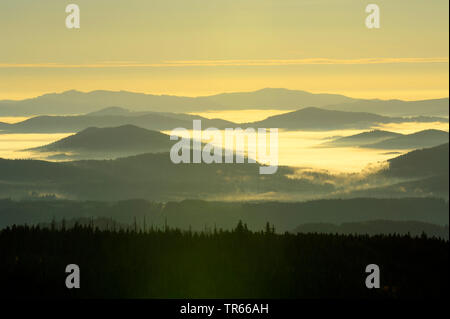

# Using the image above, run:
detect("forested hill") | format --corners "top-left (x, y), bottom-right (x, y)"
top-left (28, 125), bottom-right (174, 157)
top-left (386, 143), bottom-right (449, 178)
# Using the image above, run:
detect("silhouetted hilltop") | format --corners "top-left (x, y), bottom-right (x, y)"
top-left (86, 106), bottom-right (132, 116)
top-left (347, 143), bottom-right (450, 199)
top-left (1, 111), bottom-right (234, 134)
top-left (7, 106), bottom-right (446, 134)
top-left (319, 144), bottom-right (450, 199)
top-left (363, 129), bottom-right (449, 149)
top-left (1, 89), bottom-right (447, 117)
top-left (204, 88), bottom-right (355, 109)
top-left (248, 107), bottom-right (446, 130)
top-left (0, 88), bottom-right (358, 116)
top-left (27, 125), bottom-right (173, 156)
top-left (323, 129), bottom-right (402, 147)
top-left (386, 143), bottom-right (449, 178)
top-left (0, 90), bottom-right (215, 115)
top-left (323, 129), bottom-right (449, 149)
top-left (323, 98), bottom-right (449, 117)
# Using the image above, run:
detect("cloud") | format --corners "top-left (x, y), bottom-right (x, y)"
top-left (0, 57), bottom-right (448, 68)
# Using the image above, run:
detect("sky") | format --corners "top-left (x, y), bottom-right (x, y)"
top-left (0, 0), bottom-right (448, 100)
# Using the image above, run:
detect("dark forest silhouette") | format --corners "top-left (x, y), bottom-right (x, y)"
top-left (0, 222), bottom-right (447, 298)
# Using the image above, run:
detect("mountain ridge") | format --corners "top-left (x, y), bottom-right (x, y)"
top-left (362, 129), bottom-right (449, 149)
top-left (1, 88), bottom-right (447, 116)
top-left (247, 107), bottom-right (447, 130)
top-left (323, 129), bottom-right (449, 149)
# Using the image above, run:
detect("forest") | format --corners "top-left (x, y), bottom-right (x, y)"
top-left (0, 223), bottom-right (447, 299)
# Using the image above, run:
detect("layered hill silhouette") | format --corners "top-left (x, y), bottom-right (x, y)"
top-left (385, 143), bottom-right (449, 178)
top-left (344, 143), bottom-right (450, 199)
top-left (0, 143), bottom-right (448, 202)
top-left (0, 88), bottom-right (355, 116)
top-left (361, 129), bottom-right (449, 149)
top-left (247, 107), bottom-right (446, 130)
top-left (3, 106), bottom-right (446, 134)
top-left (27, 125), bottom-right (174, 159)
top-left (323, 98), bottom-right (449, 117)
top-left (324, 129), bottom-right (449, 149)
top-left (0, 88), bottom-right (447, 116)
top-left (86, 106), bottom-right (135, 116)
top-left (322, 129), bottom-right (402, 147)
top-left (201, 88), bottom-right (355, 110)
top-left (0, 152), bottom-right (331, 201)
top-left (0, 109), bottom-right (234, 134)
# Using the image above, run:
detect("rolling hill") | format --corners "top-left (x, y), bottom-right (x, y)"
top-left (0, 152), bottom-right (334, 201)
top-left (323, 130), bottom-right (402, 147)
top-left (86, 106), bottom-right (135, 116)
top-left (27, 125), bottom-right (174, 158)
top-left (0, 110), bottom-right (234, 134)
top-left (1, 89), bottom-right (447, 118)
top-left (323, 129), bottom-right (449, 149)
top-left (0, 88), bottom-right (356, 116)
top-left (332, 143), bottom-right (450, 199)
top-left (323, 98), bottom-right (449, 117)
top-left (385, 143), bottom-right (449, 178)
top-left (247, 107), bottom-right (447, 130)
top-left (202, 88), bottom-right (355, 109)
top-left (362, 129), bottom-right (449, 149)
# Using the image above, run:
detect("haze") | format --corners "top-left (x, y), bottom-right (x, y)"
top-left (0, 0), bottom-right (448, 100)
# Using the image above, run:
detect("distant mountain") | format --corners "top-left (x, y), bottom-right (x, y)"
top-left (323, 98), bottom-right (449, 117)
top-left (293, 220), bottom-right (449, 239)
top-left (86, 106), bottom-right (133, 116)
top-left (27, 125), bottom-right (174, 158)
top-left (323, 130), bottom-right (402, 147)
top-left (0, 111), bottom-right (234, 134)
top-left (323, 129), bottom-right (449, 149)
top-left (1, 88), bottom-right (446, 117)
top-left (0, 90), bottom-right (215, 116)
top-left (248, 107), bottom-right (447, 130)
top-left (363, 130), bottom-right (449, 149)
top-left (0, 88), bottom-right (357, 116)
top-left (203, 88), bottom-right (355, 109)
top-left (5, 106), bottom-right (446, 134)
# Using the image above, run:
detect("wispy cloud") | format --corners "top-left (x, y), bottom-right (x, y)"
top-left (0, 57), bottom-right (447, 68)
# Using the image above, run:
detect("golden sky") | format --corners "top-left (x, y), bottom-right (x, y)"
top-left (0, 0), bottom-right (448, 100)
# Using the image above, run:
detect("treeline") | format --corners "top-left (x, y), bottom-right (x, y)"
top-left (0, 197), bottom-right (448, 232)
top-left (0, 223), bottom-right (448, 299)
top-left (294, 220), bottom-right (449, 240)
